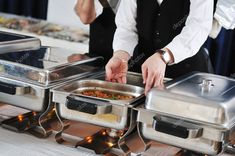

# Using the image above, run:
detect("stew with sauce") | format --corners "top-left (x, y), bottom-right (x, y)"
top-left (80, 90), bottom-right (134, 100)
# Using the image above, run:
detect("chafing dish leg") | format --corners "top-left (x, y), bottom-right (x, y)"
top-left (37, 96), bottom-right (55, 138)
top-left (55, 120), bottom-right (71, 145)
top-left (136, 122), bottom-right (152, 153)
top-left (225, 143), bottom-right (235, 154)
top-left (54, 103), bottom-right (73, 146)
top-left (118, 109), bottom-right (137, 156)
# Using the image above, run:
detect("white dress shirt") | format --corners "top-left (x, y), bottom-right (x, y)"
top-left (210, 0), bottom-right (235, 38)
top-left (113, 0), bottom-right (214, 64)
top-left (95, 0), bottom-right (121, 16)
top-left (214, 0), bottom-right (235, 29)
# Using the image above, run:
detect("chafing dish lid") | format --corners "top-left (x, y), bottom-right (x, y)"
top-left (0, 47), bottom-right (104, 86)
top-left (146, 72), bottom-right (235, 128)
top-left (0, 31), bottom-right (40, 53)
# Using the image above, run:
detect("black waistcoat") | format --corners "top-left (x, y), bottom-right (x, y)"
top-left (130, 0), bottom-right (191, 77)
top-left (89, 7), bottom-right (116, 64)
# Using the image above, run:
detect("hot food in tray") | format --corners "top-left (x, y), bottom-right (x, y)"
top-left (78, 89), bottom-right (135, 100)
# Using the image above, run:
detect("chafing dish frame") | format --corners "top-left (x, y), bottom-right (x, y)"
top-left (52, 72), bottom-right (145, 155)
top-left (0, 47), bottom-right (104, 86)
top-left (52, 78), bottom-right (145, 130)
top-left (0, 54), bottom-right (104, 111)
top-left (136, 72), bottom-right (235, 155)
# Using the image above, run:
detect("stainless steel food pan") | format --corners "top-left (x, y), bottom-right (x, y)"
top-left (52, 74), bottom-right (145, 130)
top-left (90, 71), bottom-right (144, 87)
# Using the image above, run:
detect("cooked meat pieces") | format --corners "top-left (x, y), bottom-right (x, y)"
top-left (81, 90), bottom-right (134, 100)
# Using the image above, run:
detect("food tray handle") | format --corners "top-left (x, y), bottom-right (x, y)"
top-left (152, 116), bottom-right (203, 139)
top-left (0, 81), bottom-right (30, 95)
top-left (65, 95), bottom-right (112, 115)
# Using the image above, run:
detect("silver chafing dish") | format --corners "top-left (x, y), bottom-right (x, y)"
top-left (0, 46), bottom-right (103, 112)
top-left (52, 72), bottom-right (145, 154)
top-left (52, 76), bottom-right (144, 129)
top-left (137, 72), bottom-right (235, 155)
top-left (0, 31), bottom-right (40, 53)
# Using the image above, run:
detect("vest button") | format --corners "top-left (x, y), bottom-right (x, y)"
top-left (156, 31), bottom-right (160, 35)
top-left (158, 13), bottom-right (160, 16)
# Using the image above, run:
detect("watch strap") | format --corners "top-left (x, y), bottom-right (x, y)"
top-left (157, 49), bottom-right (171, 65)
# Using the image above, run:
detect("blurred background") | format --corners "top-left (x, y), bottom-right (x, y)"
top-left (0, 0), bottom-right (234, 77)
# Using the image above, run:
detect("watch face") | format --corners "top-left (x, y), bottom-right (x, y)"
top-left (161, 50), bottom-right (172, 64)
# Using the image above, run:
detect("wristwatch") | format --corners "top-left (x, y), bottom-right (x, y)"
top-left (157, 49), bottom-right (172, 65)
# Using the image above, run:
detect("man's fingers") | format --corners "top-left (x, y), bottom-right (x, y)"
top-left (105, 65), bottom-right (112, 81)
top-left (142, 65), bottom-right (147, 84)
top-left (154, 74), bottom-right (162, 88)
top-left (121, 75), bottom-right (127, 84)
top-left (111, 78), bottom-right (117, 83)
top-left (117, 77), bottom-right (123, 83)
top-left (144, 70), bottom-right (154, 95)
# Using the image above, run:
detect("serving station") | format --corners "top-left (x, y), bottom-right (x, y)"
top-left (0, 30), bottom-right (234, 156)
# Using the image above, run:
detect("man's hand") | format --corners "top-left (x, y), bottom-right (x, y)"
top-left (105, 51), bottom-right (130, 83)
top-left (142, 53), bottom-right (166, 95)
top-left (74, 0), bottom-right (96, 24)
top-left (67, 54), bottom-right (89, 63)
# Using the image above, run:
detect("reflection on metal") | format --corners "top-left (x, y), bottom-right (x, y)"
top-left (1, 104), bottom-right (55, 138)
top-left (0, 31), bottom-right (41, 54)
top-left (0, 47), bottom-right (103, 86)
top-left (200, 78), bottom-right (214, 93)
top-left (54, 102), bottom-right (139, 156)
top-left (75, 129), bottom-right (119, 154)
top-left (137, 72), bottom-right (235, 155)
top-left (54, 102), bottom-right (72, 146)
top-left (137, 122), bottom-right (152, 155)
top-left (118, 109), bottom-right (137, 156)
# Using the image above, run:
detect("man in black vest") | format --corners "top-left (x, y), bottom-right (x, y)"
top-left (68, 0), bottom-right (120, 64)
top-left (106, 0), bottom-right (214, 94)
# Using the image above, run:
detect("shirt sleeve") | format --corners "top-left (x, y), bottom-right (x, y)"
top-left (166, 0), bottom-right (214, 64)
top-left (214, 0), bottom-right (235, 29)
top-left (113, 0), bottom-right (138, 57)
top-left (94, 0), bottom-right (103, 17)
top-left (209, 18), bottom-right (222, 39)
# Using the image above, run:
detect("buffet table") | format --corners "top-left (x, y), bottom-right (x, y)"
top-left (0, 127), bottom-right (98, 156)
top-left (0, 104), bottom-right (181, 156)
top-left (0, 104), bottom-right (233, 156)
top-left (0, 12), bottom-right (89, 52)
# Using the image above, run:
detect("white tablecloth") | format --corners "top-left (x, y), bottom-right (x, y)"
top-left (0, 127), bottom-right (98, 156)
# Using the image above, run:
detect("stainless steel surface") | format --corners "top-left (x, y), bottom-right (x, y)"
top-left (91, 71), bottom-right (172, 88)
top-left (66, 95), bottom-right (113, 115)
top-left (52, 72), bottom-right (145, 130)
top-left (0, 47), bottom-right (103, 85)
top-left (91, 71), bottom-right (144, 87)
top-left (145, 72), bottom-right (235, 128)
top-left (137, 108), bottom-right (223, 155)
top-left (14, 86), bottom-right (30, 95)
top-left (225, 143), bottom-right (235, 154)
top-left (152, 116), bottom-right (203, 139)
top-left (54, 79), bottom-right (144, 106)
top-left (117, 108), bottom-right (137, 156)
top-left (137, 72), bottom-right (235, 155)
top-left (0, 31), bottom-right (40, 53)
top-left (0, 50), bottom-right (104, 111)
top-left (0, 76), bottom-right (48, 111)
